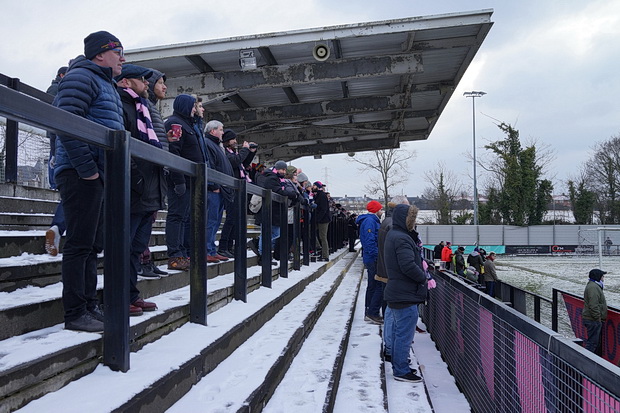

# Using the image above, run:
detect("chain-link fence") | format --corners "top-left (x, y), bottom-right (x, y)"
top-left (0, 121), bottom-right (50, 187)
top-left (423, 270), bottom-right (620, 412)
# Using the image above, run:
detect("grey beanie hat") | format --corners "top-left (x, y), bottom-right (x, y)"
top-left (274, 160), bottom-right (288, 170)
top-left (297, 172), bottom-right (308, 183)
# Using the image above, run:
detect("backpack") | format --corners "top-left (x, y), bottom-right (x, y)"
top-left (249, 194), bottom-right (262, 214)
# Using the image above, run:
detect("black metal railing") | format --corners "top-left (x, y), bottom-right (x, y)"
top-left (423, 268), bottom-right (620, 412)
top-left (0, 75), bottom-right (332, 372)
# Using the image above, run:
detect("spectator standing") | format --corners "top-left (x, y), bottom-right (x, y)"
top-left (313, 181), bottom-right (331, 261)
top-left (136, 68), bottom-right (170, 278)
top-left (483, 252), bottom-right (499, 297)
top-left (467, 247), bottom-right (484, 284)
top-left (582, 269), bottom-right (607, 354)
top-left (115, 64), bottom-right (164, 315)
top-left (53, 31), bottom-right (125, 332)
top-left (454, 246), bottom-right (466, 276)
top-left (433, 241), bottom-right (444, 260)
top-left (44, 66), bottom-right (68, 256)
top-left (383, 204), bottom-right (426, 383)
top-left (218, 129), bottom-right (257, 258)
top-left (347, 213), bottom-right (358, 252)
top-left (254, 161), bottom-right (299, 265)
top-left (605, 237), bottom-right (613, 255)
top-left (357, 200), bottom-right (384, 324)
top-left (164, 94), bottom-right (206, 270)
top-left (203, 120), bottom-right (235, 263)
top-left (441, 241), bottom-right (453, 270)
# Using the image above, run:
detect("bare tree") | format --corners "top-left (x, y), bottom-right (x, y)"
top-left (423, 162), bottom-right (461, 224)
top-left (349, 148), bottom-right (415, 213)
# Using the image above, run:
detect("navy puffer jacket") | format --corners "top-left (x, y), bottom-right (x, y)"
top-left (54, 56), bottom-right (124, 181)
top-left (356, 213), bottom-right (380, 264)
top-left (383, 204), bottom-right (427, 305)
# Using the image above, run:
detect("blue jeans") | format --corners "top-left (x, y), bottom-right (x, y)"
top-left (364, 260), bottom-right (383, 317)
top-left (390, 304), bottom-right (419, 377)
top-left (166, 178), bottom-right (191, 258)
top-left (486, 281), bottom-right (496, 297)
top-left (130, 211), bottom-right (155, 303)
top-left (207, 191), bottom-right (224, 256)
top-left (584, 319), bottom-right (603, 353)
top-left (383, 306), bottom-right (394, 356)
top-left (55, 169), bottom-right (103, 323)
top-left (51, 201), bottom-right (66, 235)
top-left (259, 225), bottom-right (281, 256)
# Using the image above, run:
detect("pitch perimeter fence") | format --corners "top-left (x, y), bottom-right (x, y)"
top-left (423, 267), bottom-right (620, 412)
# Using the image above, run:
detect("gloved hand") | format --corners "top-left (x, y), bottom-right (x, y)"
top-left (174, 183), bottom-right (186, 196)
top-left (427, 279), bottom-right (437, 289)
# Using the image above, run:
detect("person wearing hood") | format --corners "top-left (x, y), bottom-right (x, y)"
top-left (53, 31), bottom-right (125, 333)
top-left (357, 200), bottom-right (384, 325)
top-left (164, 94), bottom-right (208, 270)
top-left (582, 269), bottom-right (608, 354)
top-left (454, 246), bottom-right (466, 276)
top-left (383, 204), bottom-right (427, 383)
top-left (467, 247), bottom-right (484, 284)
top-left (203, 120), bottom-right (236, 263)
top-left (313, 181), bottom-right (331, 261)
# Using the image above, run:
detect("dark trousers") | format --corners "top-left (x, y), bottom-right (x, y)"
top-left (486, 281), bottom-right (496, 297)
top-left (584, 319), bottom-right (603, 354)
top-left (130, 211), bottom-right (155, 303)
top-left (56, 170), bottom-right (103, 323)
top-left (365, 260), bottom-right (384, 317)
top-left (166, 177), bottom-right (190, 258)
top-left (219, 199), bottom-right (237, 252)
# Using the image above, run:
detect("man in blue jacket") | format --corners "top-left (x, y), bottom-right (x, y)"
top-left (53, 31), bottom-right (125, 332)
top-left (357, 200), bottom-right (384, 324)
top-left (384, 204), bottom-right (427, 383)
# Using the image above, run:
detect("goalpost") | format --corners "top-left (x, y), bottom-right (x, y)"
top-left (578, 227), bottom-right (620, 269)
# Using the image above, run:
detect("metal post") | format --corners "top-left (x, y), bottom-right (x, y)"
top-left (190, 163), bottom-right (208, 325)
top-left (279, 199), bottom-right (289, 278)
top-left (463, 91), bottom-right (486, 227)
top-left (5, 77), bottom-right (19, 183)
top-left (261, 190), bottom-right (272, 287)
top-left (103, 130), bottom-right (131, 372)
top-left (233, 179), bottom-right (248, 302)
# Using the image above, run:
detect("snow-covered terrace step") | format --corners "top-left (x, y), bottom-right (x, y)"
top-left (0, 263), bottom-right (281, 412)
top-left (13, 252), bottom-right (351, 413)
top-left (0, 248), bottom-right (266, 340)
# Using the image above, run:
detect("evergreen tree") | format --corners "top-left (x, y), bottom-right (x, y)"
top-left (568, 178), bottom-right (595, 224)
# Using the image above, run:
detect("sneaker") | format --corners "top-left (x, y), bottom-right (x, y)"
top-left (247, 239), bottom-right (259, 256)
top-left (366, 315), bottom-right (383, 325)
top-left (132, 298), bottom-right (157, 312)
top-left (89, 305), bottom-right (105, 322)
top-left (214, 253), bottom-right (230, 261)
top-left (151, 263), bottom-right (168, 276)
top-left (137, 263), bottom-right (160, 278)
top-left (45, 225), bottom-right (61, 256)
top-left (218, 250), bottom-right (234, 259)
top-left (168, 257), bottom-right (190, 270)
top-left (65, 312), bottom-right (104, 332)
top-left (394, 372), bottom-right (423, 383)
top-left (130, 304), bottom-right (143, 316)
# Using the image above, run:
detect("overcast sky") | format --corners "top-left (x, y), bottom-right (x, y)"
top-left (2, 0), bottom-right (619, 198)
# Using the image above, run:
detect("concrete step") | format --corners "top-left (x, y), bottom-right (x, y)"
top-left (3, 250), bottom-right (353, 413)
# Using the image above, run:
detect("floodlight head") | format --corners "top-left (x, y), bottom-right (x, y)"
top-left (463, 91), bottom-right (487, 98)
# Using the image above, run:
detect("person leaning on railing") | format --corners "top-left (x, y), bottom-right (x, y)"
top-left (582, 269), bottom-right (608, 354)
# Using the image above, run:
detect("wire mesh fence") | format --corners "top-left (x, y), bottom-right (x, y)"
top-left (0, 121), bottom-right (50, 187)
top-left (423, 270), bottom-right (620, 412)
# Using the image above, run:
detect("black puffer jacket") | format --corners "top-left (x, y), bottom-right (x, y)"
top-left (256, 168), bottom-right (298, 226)
top-left (383, 204), bottom-right (427, 305)
top-left (118, 88), bottom-right (166, 213)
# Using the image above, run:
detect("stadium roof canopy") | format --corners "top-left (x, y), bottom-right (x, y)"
top-left (125, 9), bottom-right (493, 161)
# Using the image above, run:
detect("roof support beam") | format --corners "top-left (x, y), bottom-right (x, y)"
top-left (185, 55), bottom-right (215, 73)
top-left (168, 54), bottom-right (423, 96)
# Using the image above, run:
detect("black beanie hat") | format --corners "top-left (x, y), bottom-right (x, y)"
top-left (222, 129), bottom-right (237, 143)
top-left (589, 269), bottom-right (607, 282)
top-left (84, 31), bottom-right (122, 60)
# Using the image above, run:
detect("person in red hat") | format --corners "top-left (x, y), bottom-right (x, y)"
top-left (357, 200), bottom-right (384, 324)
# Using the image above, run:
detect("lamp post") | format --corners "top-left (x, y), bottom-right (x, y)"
top-left (463, 91), bottom-right (486, 226)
